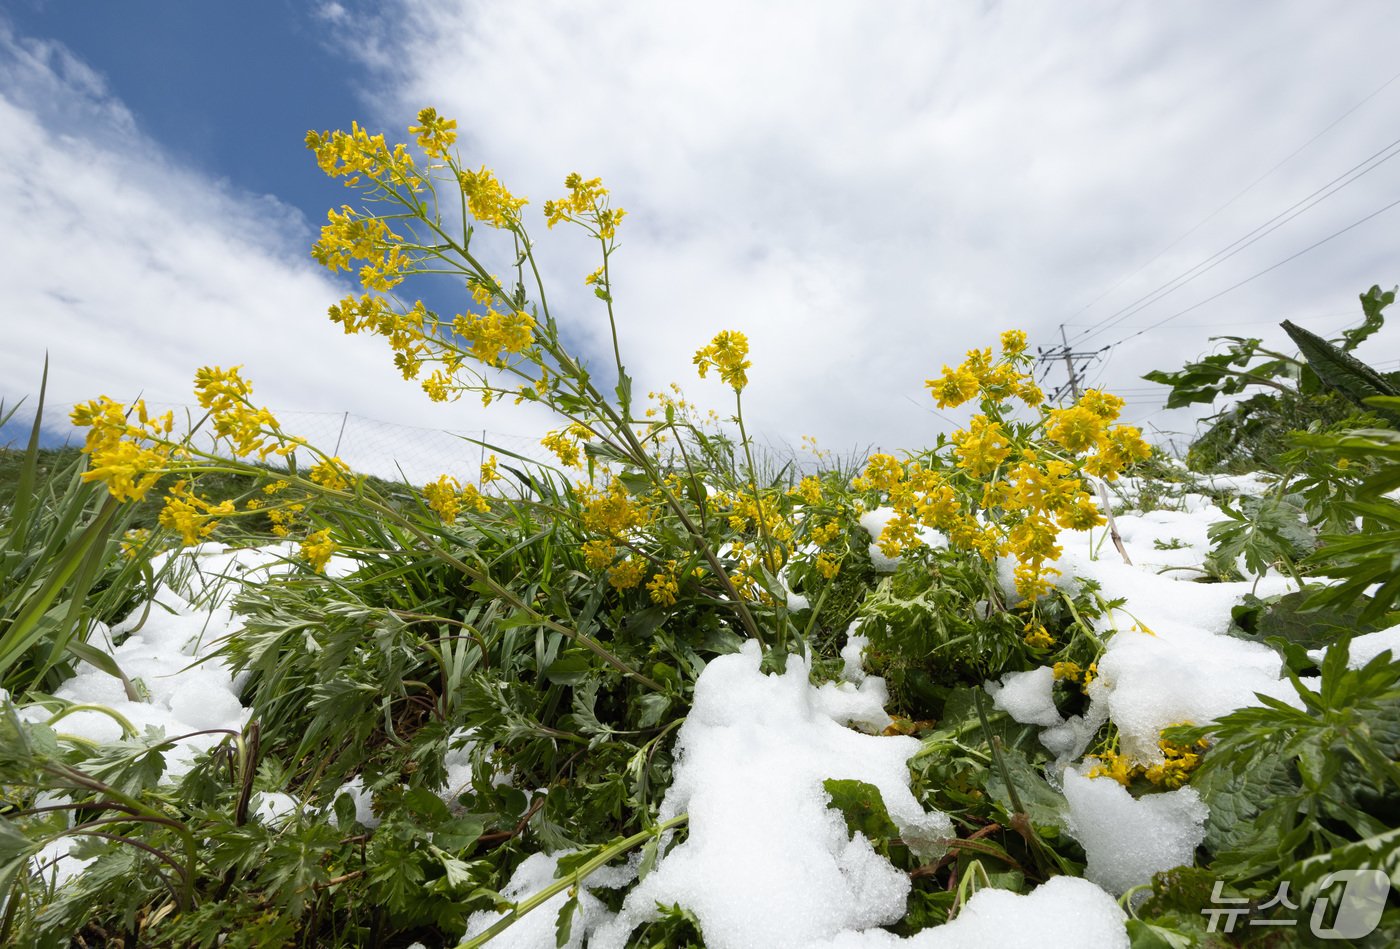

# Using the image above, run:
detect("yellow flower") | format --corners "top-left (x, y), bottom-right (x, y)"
top-left (1022, 621), bottom-right (1055, 650)
top-left (581, 479), bottom-right (648, 537)
top-left (647, 562), bottom-right (680, 606)
top-left (460, 483), bottom-right (491, 514)
top-left (1052, 661), bottom-right (1083, 682)
top-left (852, 453), bottom-right (905, 493)
top-left (694, 331), bottom-right (751, 391)
top-left (452, 308), bottom-right (535, 367)
top-left (789, 475), bottom-right (823, 505)
top-left (542, 427), bottom-right (587, 468)
top-left (301, 529), bottom-right (337, 574)
top-left (809, 520), bottom-right (841, 547)
top-left (120, 528), bottom-right (151, 559)
top-left (1000, 329), bottom-right (1029, 355)
top-left (158, 482), bottom-right (234, 547)
top-left (480, 455), bottom-right (501, 484)
top-left (926, 364), bottom-right (980, 409)
top-left (1086, 751), bottom-right (1134, 786)
top-left (424, 474), bottom-right (463, 522)
top-left (581, 539), bottom-right (615, 571)
top-left (1056, 495), bottom-right (1105, 531)
top-left (407, 106), bottom-right (457, 159)
top-left (1015, 379), bottom-right (1045, 407)
top-left (312, 206), bottom-right (402, 274)
top-left (1046, 405), bottom-right (1104, 454)
top-left (305, 121), bottom-right (416, 185)
top-left (1079, 389), bottom-right (1125, 421)
top-left (1144, 724), bottom-right (1207, 789)
top-left (458, 166), bottom-right (527, 228)
top-left (608, 557), bottom-right (645, 591)
top-left (1085, 425), bottom-right (1152, 480)
top-left (951, 416), bottom-right (1012, 478)
top-left (309, 457), bottom-right (351, 492)
top-left (815, 551), bottom-right (841, 580)
top-left (79, 438), bottom-right (169, 503)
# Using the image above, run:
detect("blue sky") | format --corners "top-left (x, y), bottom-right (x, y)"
top-left (3, 1), bottom-right (1400, 474)
top-left (5, 1), bottom-right (349, 228)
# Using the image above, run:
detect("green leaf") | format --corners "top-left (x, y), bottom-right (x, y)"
top-left (982, 744), bottom-right (1067, 830)
top-left (1288, 826), bottom-right (1400, 904)
top-left (555, 893), bottom-right (579, 948)
top-left (545, 654), bottom-right (593, 687)
top-left (1125, 919), bottom-right (1197, 949)
top-left (1337, 284), bottom-right (1394, 352)
top-left (1283, 319), bottom-right (1400, 424)
top-left (433, 817), bottom-right (485, 853)
top-left (823, 778), bottom-right (899, 841)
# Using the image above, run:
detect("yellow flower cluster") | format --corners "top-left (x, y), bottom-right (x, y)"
top-left (267, 502), bottom-right (306, 538)
top-left (852, 335), bottom-right (1151, 605)
top-left (70, 397), bottom-right (176, 502)
top-left (459, 166), bottom-right (527, 229)
top-left (301, 529), bottom-right (337, 574)
top-left (788, 476), bottom-right (823, 506)
top-left (327, 295), bottom-right (435, 384)
top-left (580, 479), bottom-right (649, 538)
top-left (1144, 731), bottom-right (1208, 789)
top-left (1023, 622), bottom-right (1055, 650)
top-left (693, 331), bottom-right (751, 392)
top-left (607, 556), bottom-right (645, 591)
top-left (852, 454), bottom-right (904, 493)
top-left (407, 106), bottom-right (457, 160)
top-left (424, 474), bottom-right (491, 523)
top-left (723, 490), bottom-right (791, 545)
top-left (809, 519), bottom-right (841, 547)
top-left (306, 121), bottom-right (417, 187)
top-left (541, 424), bottom-right (593, 469)
top-left (194, 366), bottom-right (297, 460)
top-left (309, 457), bottom-right (352, 492)
top-left (542, 173), bottom-right (627, 240)
top-left (451, 308), bottom-right (535, 367)
top-left (158, 482), bottom-right (235, 546)
top-left (581, 539), bottom-right (615, 571)
top-left (1086, 725), bottom-right (1205, 789)
top-left (1045, 390), bottom-right (1152, 480)
top-left (647, 561), bottom-right (680, 606)
top-left (925, 336), bottom-right (1043, 410)
top-left (815, 551), bottom-right (841, 580)
top-left (311, 207), bottom-right (405, 285)
top-left (951, 416), bottom-right (1012, 478)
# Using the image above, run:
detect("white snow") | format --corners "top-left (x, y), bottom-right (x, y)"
top-left (1062, 769), bottom-right (1208, 897)
top-left (590, 641), bottom-right (952, 949)
top-left (987, 667), bottom-right (1062, 729)
top-left (817, 876), bottom-right (1128, 948)
top-left (1309, 624), bottom-right (1400, 669)
top-left (462, 851), bottom-right (631, 948)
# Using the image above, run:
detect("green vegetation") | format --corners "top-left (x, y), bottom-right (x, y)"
top-left (0, 108), bottom-right (1396, 947)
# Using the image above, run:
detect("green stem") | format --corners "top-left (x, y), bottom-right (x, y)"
top-left (456, 813), bottom-right (689, 949)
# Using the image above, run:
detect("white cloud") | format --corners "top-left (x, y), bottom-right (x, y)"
top-left (334, 0), bottom-right (1400, 450)
top-left (0, 20), bottom-right (559, 478)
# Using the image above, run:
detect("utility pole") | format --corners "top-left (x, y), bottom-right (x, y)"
top-left (1060, 325), bottom-right (1082, 401)
top-left (1035, 325), bottom-right (1105, 404)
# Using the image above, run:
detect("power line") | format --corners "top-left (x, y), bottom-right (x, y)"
top-left (1069, 134), bottom-right (1400, 346)
top-left (1097, 195), bottom-right (1400, 353)
top-left (1064, 66), bottom-right (1400, 331)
